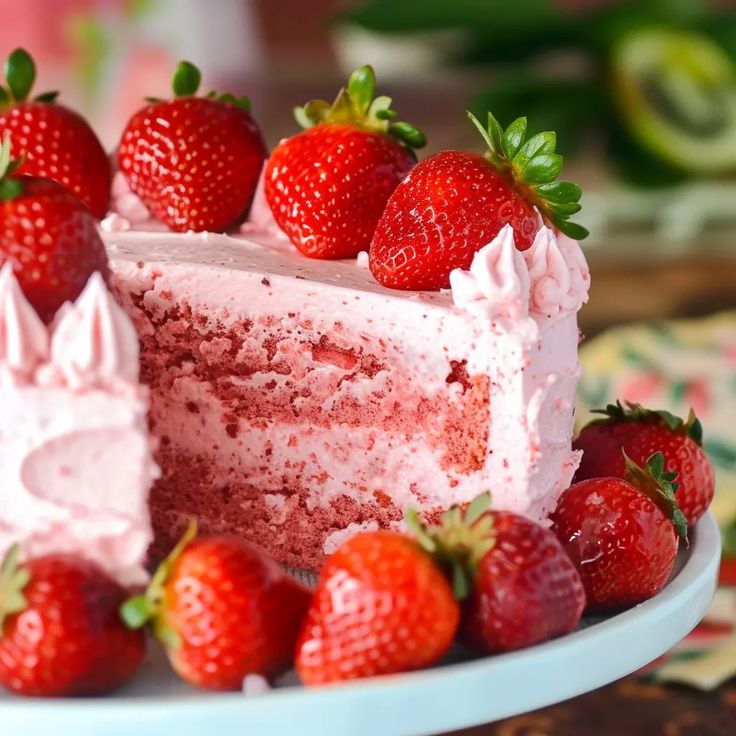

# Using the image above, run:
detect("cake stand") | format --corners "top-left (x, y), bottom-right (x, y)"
top-left (1, 513), bottom-right (721, 736)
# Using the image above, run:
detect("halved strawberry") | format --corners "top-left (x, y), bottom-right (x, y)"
top-left (265, 65), bottom-right (425, 259)
top-left (369, 112), bottom-right (588, 290)
top-left (0, 48), bottom-right (111, 218)
top-left (118, 61), bottom-right (266, 233)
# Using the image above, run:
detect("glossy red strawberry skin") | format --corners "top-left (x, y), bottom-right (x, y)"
top-left (552, 477), bottom-right (679, 611)
top-left (369, 150), bottom-right (540, 290)
top-left (119, 97), bottom-right (266, 233)
top-left (461, 511), bottom-right (585, 653)
top-left (265, 123), bottom-right (416, 259)
top-left (573, 420), bottom-right (714, 525)
top-left (159, 536), bottom-right (310, 691)
top-left (0, 556), bottom-right (145, 697)
top-left (0, 176), bottom-right (109, 321)
top-left (0, 103), bottom-right (111, 218)
top-left (296, 530), bottom-right (459, 685)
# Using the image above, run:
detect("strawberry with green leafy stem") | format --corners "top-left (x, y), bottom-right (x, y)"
top-left (121, 523), bottom-right (310, 691)
top-left (118, 61), bottom-right (266, 233)
top-left (369, 111), bottom-right (588, 290)
top-left (0, 547), bottom-right (145, 697)
top-left (0, 132), bottom-right (109, 322)
top-left (265, 65), bottom-right (425, 259)
top-left (573, 401), bottom-right (714, 525)
top-left (0, 48), bottom-right (111, 218)
top-left (407, 494), bottom-right (586, 654)
top-left (553, 451), bottom-right (688, 611)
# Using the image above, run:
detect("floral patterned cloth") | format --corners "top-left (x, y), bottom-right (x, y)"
top-left (578, 311), bottom-right (736, 689)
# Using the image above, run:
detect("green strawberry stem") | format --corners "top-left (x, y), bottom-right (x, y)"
top-left (406, 492), bottom-right (496, 601)
top-left (623, 451), bottom-right (688, 539)
top-left (148, 60), bottom-right (251, 112)
top-left (120, 520), bottom-right (198, 646)
top-left (0, 545), bottom-right (31, 631)
top-left (467, 110), bottom-right (588, 240)
top-left (591, 400), bottom-right (704, 446)
top-left (294, 64), bottom-right (426, 150)
top-left (0, 48), bottom-right (58, 110)
top-left (0, 132), bottom-right (24, 201)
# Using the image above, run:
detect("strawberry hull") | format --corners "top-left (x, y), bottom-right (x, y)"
top-left (106, 227), bottom-right (588, 571)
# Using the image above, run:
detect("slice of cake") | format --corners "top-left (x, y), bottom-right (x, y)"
top-left (0, 265), bottom-right (157, 585)
top-left (105, 219), bottom-right (589, 570)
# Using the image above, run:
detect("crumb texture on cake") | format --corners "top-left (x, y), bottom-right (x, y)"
top-left (107, 225), bottom-right (588, 570)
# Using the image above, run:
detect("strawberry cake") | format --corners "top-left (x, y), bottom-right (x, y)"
top-left (0, 55), bottom-right (591, 573)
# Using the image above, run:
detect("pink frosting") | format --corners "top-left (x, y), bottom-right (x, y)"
top-left (0, 269), bottom-right (157, 585)
top-left (0, 264), bottom-right (49, 385)
top-left (240, 162), bottom-right (289, 241)
top-left (101, 172), bottom-right (152, 232)
top-left (49, 273), bottom-right (140, 390)
top-left (449, 225), bottom-right (590, 322)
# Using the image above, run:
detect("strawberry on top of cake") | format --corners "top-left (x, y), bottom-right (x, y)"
top-left (100, 62), bottom-right (591, 571)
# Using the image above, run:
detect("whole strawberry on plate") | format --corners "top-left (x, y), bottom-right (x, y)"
top-left (369, 111), bottom-right (588, 289)
top-left (408, 494), bottom-right (586, 654)
top-left (0, 48), bottom-right (111, 218)
top-left (553, 451), bottom-right (688, 611)
top-left (118, 61), bottom-right (266, 233)
top-left (122, 523), bottom-right (310, 691)
top-left (573, 401), bottom-right (714, 525)
top-left (0, 546), bottom-right (145, 697)
top-left (0, 133), bottom-right (109, 322)
top-left (265, 64), bottom-right (425, 259)
top-left (296, 528), bottom-right (459, 685)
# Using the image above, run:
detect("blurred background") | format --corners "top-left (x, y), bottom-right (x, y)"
top-left (1, 1), bottom-right (735, 733)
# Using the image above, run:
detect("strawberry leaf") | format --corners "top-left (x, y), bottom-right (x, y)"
top-left (534, 181), bottom-right (581, 204)
top-left (0, 545), bottom-right (31, 632)
top-left (522, 153), bottom-right (563, 184)
top-left (295, 66), bottom-right (425, 149)
top-left (0, 85), bottom-right (8, 107)
top-left (467, 109), bottom-right (588, 239)
top-left (556, 220), bottom-right (590, 239)
top-left (4, 48), bottom-right (35, 103)
top-left (501, 116), bottom-right (527, 160)
top-left (624, 451), bottom-right (688, 539)
top-left (513, 131), bottom-right (556, 169)
top-left (33, 91), bottom-right (59, 104)
top-left (172, 60), bottom-right (201, 98)
top-left (347, 65), bottom-right (376, 116)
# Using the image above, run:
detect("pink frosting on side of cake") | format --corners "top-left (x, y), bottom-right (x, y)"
top-left (0, 268), bottom-right (158, 585)
top-left (240, 164), bottom-right (289, 241)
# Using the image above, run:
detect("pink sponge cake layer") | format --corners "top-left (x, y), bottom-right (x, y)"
top-left (105, 223), bottom-right (589, 571)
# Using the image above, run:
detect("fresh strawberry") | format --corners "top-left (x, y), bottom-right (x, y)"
top-left (407, 494), bottom-right (585, 654)
top-left (265, 65), bottom-right (424, 259)
top-left (574, 401), bottom-right (714, 525)
top-left (121, 524), bottom-right (310, 691)
top-left (369, 111), bottom-right (589, 290)
top-left (0, 546), bottom-right (145, 697)
top-left (0, 48), bottom-right (111, 218)
top-left (296, 530), bottom-right (459, 685)
top-left (0, 134), bottom-right (109, 322)
top-left (118, 60), bottom-right (266, 233)
top-left (553, 452), bottom-right (688, 611)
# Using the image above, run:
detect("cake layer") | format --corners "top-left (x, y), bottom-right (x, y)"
top-left (106, 226), bottom-right (586, 570)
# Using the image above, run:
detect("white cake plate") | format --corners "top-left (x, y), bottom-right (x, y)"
top-left (1, 513), bottom-right (721, 736)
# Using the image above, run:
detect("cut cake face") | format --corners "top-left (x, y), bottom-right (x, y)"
top-left (105, 216), bottom-right (589, 570)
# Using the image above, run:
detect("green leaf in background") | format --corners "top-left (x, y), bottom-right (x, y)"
top-left (340, 0), bottom-right (561, 35)
top-left (723, 516), bottom-right (736, 558)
